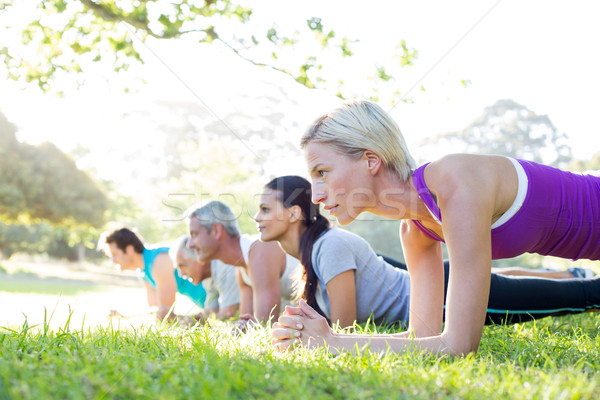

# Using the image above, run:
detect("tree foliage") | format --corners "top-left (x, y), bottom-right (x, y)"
top-left (0, 111), bottom-right (108, 227)
top-left (568, 152), bottom-right (600, 173)
top-left (160, 132), bottom-right (265, 236)
top-left (110, 96), bottom-right (305, 239)
top-left (419, 99), bottom-right (573, 167)
top-left (0, 221), bottom-right (105, 260)
top-left (0, 0), bottom-right (417, 100)
top-left (344, 216), bottom-right (404, 262)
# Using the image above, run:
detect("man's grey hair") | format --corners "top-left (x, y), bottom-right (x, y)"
top-left (186, 200), bottom-right (241, 237)
top-left (169, 234), bottom-right (197, 262)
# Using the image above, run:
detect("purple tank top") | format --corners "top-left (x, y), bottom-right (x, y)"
top-left (411, 160), bottom-right (600, 261)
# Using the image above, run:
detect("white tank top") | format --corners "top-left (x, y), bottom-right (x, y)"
top-left (238, 234), bottom-right (298, 302)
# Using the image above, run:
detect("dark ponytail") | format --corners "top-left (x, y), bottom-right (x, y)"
top-left (265, 175), bottom-right (331, 317)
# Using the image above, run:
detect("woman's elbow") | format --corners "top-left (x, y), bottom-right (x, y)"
top-left (439, 331), bottom-right (480, 357)
top-left (331, 317), bottom-right (356, 330)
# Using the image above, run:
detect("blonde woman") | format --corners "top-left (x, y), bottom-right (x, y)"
top-left (272, 100), bottom-right (600, 356)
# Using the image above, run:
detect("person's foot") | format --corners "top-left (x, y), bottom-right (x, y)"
top-left (568, 267), bottom-right (595, 279)
top-left (108, 309), bottom-right (126, 319)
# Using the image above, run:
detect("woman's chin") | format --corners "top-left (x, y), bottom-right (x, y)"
top-left (259, 231), bottom-right (273, 242)
top-left (332, 212), bottom-right (356, 226)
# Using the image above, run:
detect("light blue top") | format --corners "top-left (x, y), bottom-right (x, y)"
top-left (138, 246), bottom-right (207, 308)
top-left (312, 228), bottom-right (411, 325)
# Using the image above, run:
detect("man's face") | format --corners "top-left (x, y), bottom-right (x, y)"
top-left (176, 249), bottom-right (211, 285)
top-left (107, 243), bottom-right (135, 270)
top-left (187, 217), bottom-right (219, 261)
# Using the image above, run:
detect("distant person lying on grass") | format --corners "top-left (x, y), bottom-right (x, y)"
top-left (171, 235), bottom-right (240, 321)
top-left (186, 201), bottom-right (299, 331)
top-left (492, 265), bottom-right (594, 279)
top-left (100, 227), bottom-right (207, 323)
top-left (264, 176), bottom-right (600, 341)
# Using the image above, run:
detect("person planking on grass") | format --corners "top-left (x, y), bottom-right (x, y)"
top-left (272, 99), bottom-right (600, 356)
top-left (261, 175), bottom-right (600, 333)
top-left (101, 227), bottom-right (207, 323)
top-left (186, 201), bottom-right (299, 331)
top-left (171, 234), bottom-right (240, 321)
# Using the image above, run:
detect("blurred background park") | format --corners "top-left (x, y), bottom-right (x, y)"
top-left (1, 0), bottom-right (600, 329)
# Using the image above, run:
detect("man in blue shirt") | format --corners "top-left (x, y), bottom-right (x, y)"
top-left (102, 227), bottom-right (206, 322)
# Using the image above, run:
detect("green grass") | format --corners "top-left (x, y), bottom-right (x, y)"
top-left (0, 267), bottom-right (107, 295)
top-left (1, 313), bottom-right (599, 399)
top-left (0, 279), bottom-right (105, 296)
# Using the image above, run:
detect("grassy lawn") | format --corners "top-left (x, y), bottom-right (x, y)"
top-left (1, 312), bottom-right (599, 399)
top-left (0, 277), bottom-right (107, 296)
top-left (0, 260), bottom-right (132, 296)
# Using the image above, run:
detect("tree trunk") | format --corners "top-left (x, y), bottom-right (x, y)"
top-left (77, 241), bottom-right (85, 263)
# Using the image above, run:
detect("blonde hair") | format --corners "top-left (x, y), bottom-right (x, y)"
top-left (300, 99), bottom-right (416, 181)
top-left (169, 234), bottom-right (197, 263)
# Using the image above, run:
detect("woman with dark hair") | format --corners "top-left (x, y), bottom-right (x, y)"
top-left (258, 176), bottom-right (600, 333)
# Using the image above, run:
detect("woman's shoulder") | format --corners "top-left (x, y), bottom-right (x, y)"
top-left (424, 154), bottom-right (511, 190)
top-left (427, 153), bottom-right (510, 173)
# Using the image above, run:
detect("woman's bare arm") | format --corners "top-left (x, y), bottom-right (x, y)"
top-left (400, 220), bottom-right (445, 338)
top-left (326, 270), bottom-right (358, 329)
top-left (432, 159), bottom-right (495, 354)
top-left (247, 241), bottom-right (285, 322)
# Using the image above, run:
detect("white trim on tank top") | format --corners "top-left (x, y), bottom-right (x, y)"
top-left (491, 157), bottom-right (528, 229)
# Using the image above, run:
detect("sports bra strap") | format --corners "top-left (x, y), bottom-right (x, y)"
top-left (411, 220), bottom-right (445, 242)
top-left (412, 163), bottom-right (442, 222)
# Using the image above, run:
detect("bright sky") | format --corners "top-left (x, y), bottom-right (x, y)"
top-left (1, 0), bottom-right (599, 187)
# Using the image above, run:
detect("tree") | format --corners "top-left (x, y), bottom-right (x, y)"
top-left (344, 216), bottom-right (404, 262)
top-left (0, 111), bottom-right (109, 259)
top-left (0, 221), bottom-right (106, 261)
top-left (160, 132), bottom-right (266, 236)
top-left (0, 0), bottom-right (417, 101)
top-left (105, 94), bottom-right (307, 239)
top-left (0, 120), bottom-right (108, 225)
top-left (568, 152), bottom-right (600, 173)
top-left (419, 99), bottom-right (573, 167)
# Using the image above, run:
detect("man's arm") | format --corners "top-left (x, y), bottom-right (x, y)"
top-left (215, 303), bottom-right (239, 319)
top-left (236, 268), bottom-right (254, 316)
top-left (141, 279), bottom-right (159, 307)
top-left (151, 253), bottom-right (178, 321)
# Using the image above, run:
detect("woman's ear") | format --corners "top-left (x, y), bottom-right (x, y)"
top-left (289, 205), bottom-right (302, 223)
top-left (363, 150), bottom-right (383, 175)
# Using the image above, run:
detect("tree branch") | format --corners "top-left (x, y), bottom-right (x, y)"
top-left (79, 0), bottom-right (162, 38)
top-left (215, 37), bottom-right (297, 82)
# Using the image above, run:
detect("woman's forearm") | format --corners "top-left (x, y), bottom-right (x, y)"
top-left (325, 331), bottom-right (464, 356)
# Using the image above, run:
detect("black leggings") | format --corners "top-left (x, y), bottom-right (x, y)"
top-left (380, 256), bottom-right (600, 325)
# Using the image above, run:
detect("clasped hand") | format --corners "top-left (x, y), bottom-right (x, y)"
top-left (271, 299), bottom-right (334, 351)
